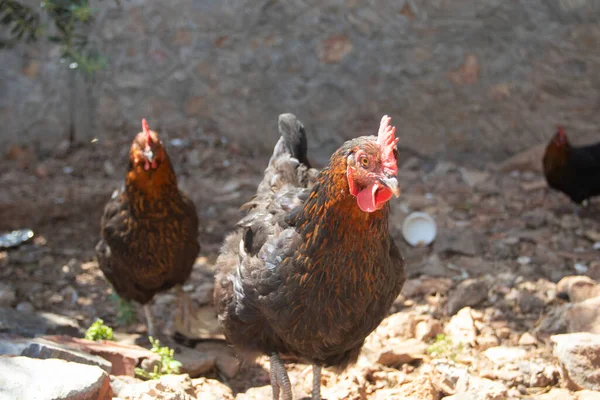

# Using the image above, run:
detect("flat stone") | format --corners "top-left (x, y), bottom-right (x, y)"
top-left (114, 373), bottom-right (195, 400)
top-left (175, 346), bottom-right (216, 378)
top-left (0, 307), bottom-right (82, 337)
top-left (460, 168), bottom-right (490, 188)
top-left (0, 356), bottom-right (112, 399)
top-left (43, 335), bottom-right (160, 376)
top-left (557, 276), bottom-right (600, 303)
top-left (566, 296), bottom-right (600, 334)
top-left (192, 377), bottom-right (233, 400)
top-left (447, 278), bottom-right (488, 316)
top-left (429, 360), bottom-right (507, 399)
top-left (372, 375), bottom-right (439, 400)
top-left (415, 317), bottom-right (443, 342)
top-left (445, 307), bottom-right (477, 346)
top-left (402, 276), bottom-right (453, 298)
top-left (435, 229), bottom-right (479, 257)
top-left (484, 346), bottom-right (527, 364)
top-left (376, 338), bottom-right (428, 367)
top-left (552, 333), bottom-right (600, 390)
top-left (21, 338), bottom-right (112, 373)
top-left (578, 390), bottom-right (600, 400)
top-left (194, 341), bottom-right (240, 379)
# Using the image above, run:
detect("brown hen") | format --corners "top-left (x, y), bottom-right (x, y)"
top-left (96, 119), bottom-right (200, 337)
top-left (214, 114), bottom-right (405, 399)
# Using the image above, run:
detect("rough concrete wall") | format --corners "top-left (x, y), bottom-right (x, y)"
top-left (1, 0), bottom-right (600, 164)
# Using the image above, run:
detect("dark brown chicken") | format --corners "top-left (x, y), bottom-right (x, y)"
top-left (214, 114), bottom-right (405, 400)
top-left (543, 125), bottom-right (600, 206)
top-left (96, 119), bottom-right (200, 337)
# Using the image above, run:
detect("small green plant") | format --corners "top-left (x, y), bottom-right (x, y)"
top-left (135, 337), bottom-right (183, 380)
top-left (109, 292), bottom-right (137, 326)
top-left (426, 334), bottom-right (464, 361)
top-left (85, 318), bottom-right (114, 341)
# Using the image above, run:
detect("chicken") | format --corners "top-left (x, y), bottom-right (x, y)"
top-left (96, 119), bottom-right (200, 338)
top-left (543, 125), bottom-right (600, 208)
top-left (214, 114), bottom-right (405, 400)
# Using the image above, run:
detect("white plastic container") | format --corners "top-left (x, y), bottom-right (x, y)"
top-left (402, 212), bottom-right (437, 247)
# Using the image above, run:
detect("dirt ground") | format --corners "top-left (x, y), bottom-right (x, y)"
top-left (2, 133), bottom-right (600, 399)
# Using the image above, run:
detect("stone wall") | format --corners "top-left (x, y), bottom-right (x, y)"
top-left (1, 0), bottom-right (600, 164)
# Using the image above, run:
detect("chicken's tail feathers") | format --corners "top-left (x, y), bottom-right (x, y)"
top-left (270, 113), bottom-right (311, 168)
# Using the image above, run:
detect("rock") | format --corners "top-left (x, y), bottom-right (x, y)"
top-left (497, 143), bottom-right (546, 173)
top-left (236, 385), bottom-right (276, 400)
top-left (587, 262), bottom-right (600, 281)
top-left (552, 333), bottom-right (600, 390)
top-left (445, 307), bottom-right (477, 346)
top-left (103, 160), bottom-right (115, 176)
top-left (460, 168), bottom-right (490, 188)
top-left (15, 302), bottom-right (34, 313)
top-left (215, 352), bottom-right (240, 379)
top-left (518, 332), bottom-right (539, 346)
top-left (415, 318), bottom-right (443, 342)
top-left (187, 149), bottom-right (202, 168)
top-left (372, 311), bottom-right (419, 341)
top-left (316, 34), bottom-right (353, 64)
top-left (0, 283), bottom-right (16, 307)
top-left (535, 304), bottom-right (570, 335)
top-left (43, 335), bottom-right (160, 376)
top-left (0, 356), bottom-right (112, 399)
top-left (435, 229), bottom-right (479, 257)
top-left (0, 307), bottom-right (82, 337)
top-left (21, 338), bottom-right (112, 372)
top-left (483, 346), bottom-right (527, 364)
top-left (409, 254), bottom-right (456, 279)
top-left (448, 54), bottom-right (480, 85)
top-left (447, 279), bottom-right (488, 316)
top-left (517, 290), bottom-right (547, 314)
top-left (566, 296), bottom-right (600, 334)
top-left (373, 375), bottom-right (440, 400)
top-left (536, 388), bottom-right (576, 400)
top-left (578, 390), bottom-right (600, 400)
top-left (557, 276), bottom-right (600, 303)
top-left (110, 375), bottom-right (143, 397)
top-left (443, 394), bottom-right (477, 400)
top-left (429, 360), bottom-right (507, 399)
top-left (476, 335), bottom-right (499, 351)
top-left (175, 347), bottom-right (216, 378)
top-left (529, 362), bottom-right (560, 387)
top-left (402, 277), bottom-right (453, 298)
top-left (375, 338), bottom-right (428, 367)
top-left (115, 373), bottom-right (196, 400)
top-left (194, 342), bottom-right (240, 379)
top-left (175, 304), bottom-right (223, 340)
top-left (192, 377), bottom-right (233, 400)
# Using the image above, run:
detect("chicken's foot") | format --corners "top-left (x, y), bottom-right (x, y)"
top-left (311, 364), bottom-right (322, 400)
top-left (270, 352), bottom-right (293, 400)
top-left (175, 285), bottom-right (196, 334)
top-left (143, 303), bottom-right (158, 338)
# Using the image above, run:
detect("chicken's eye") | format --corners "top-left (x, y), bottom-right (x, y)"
top-left (360, 155), bottom-right (369, 167)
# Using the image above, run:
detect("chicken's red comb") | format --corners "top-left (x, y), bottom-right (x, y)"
top-left (377, 115), bottom-right (399, 174)
top-left (142, 118), bottom-right (153, 145)
top-left (557, 125), bottom-right (566, 138)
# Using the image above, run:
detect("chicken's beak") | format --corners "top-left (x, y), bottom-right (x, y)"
top-left (379, 176), bottom-right (400, 197)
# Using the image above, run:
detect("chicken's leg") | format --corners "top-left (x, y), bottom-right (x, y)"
top-left (270, 353), bottom-right (292, 400)
top-left (143, 303), bottom-right (158, 338)
top-left (311, 364), bottom-right (322, 400)
top-left (175, 284), bottom-right (196, 334)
